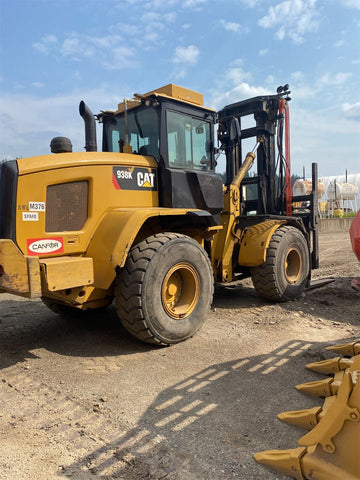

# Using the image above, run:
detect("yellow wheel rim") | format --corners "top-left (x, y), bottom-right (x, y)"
top-left (161, 263), bottom-right (200, 319)
top-left (284, 247), bottom-right (302, 283)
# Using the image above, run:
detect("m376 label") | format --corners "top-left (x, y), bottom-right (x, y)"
top-left (29, 201), bottom-right (46, 211)
top-left (112, 167), bottom-right (157, 191)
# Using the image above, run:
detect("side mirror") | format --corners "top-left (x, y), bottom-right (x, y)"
top-left (229, 117), bottom-right (241, 144)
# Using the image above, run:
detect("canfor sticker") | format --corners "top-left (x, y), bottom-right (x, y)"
top-left (112, 167), bottom-right (157, 191)
top-left (29, 202), bottom-right (46, 211)
top-left (27, 237), bottom-right (64, 256)
top-left (22, 212), bottom-right (39, 221)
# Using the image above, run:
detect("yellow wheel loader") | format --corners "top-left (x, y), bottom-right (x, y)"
top-left (0, 83), bottom-right (318, 345)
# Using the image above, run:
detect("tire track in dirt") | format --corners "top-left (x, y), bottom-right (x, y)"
top-left (1, 367), bottom-right (199, 479)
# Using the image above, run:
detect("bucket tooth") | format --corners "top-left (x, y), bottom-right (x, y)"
top-left (306, 357), bottom-right (353, 374)
top-left (253, 447), bottom-right (307, 480)
top-left (295, 377), bottom-right (333, 397)
top-left (325, 341), bottom-right (360, 357)
top-left (306, 357), bottom-right (342, 374)
top-left (278, 406), bottom-right (322, 429)
top-left (255, 345), bottom-right (360, 480)
top-left (298, 373), bottom-right (359, 453)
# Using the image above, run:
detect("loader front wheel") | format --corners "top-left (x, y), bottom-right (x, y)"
top-left (115, 233), bottom-right (213, 345)
top-left (251, 225), bottom-right (310, 301)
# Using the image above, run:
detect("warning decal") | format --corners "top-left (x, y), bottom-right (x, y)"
top-left (112, 167), bottom-right (157, 191)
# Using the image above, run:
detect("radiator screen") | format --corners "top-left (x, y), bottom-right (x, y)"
top-left (46, 181), bottom-right (88, 232)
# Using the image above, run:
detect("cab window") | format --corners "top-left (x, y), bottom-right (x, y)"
top-left (105, 106), bottom-right (160, 161)
top-left (166, 111), bottom-right (212, 171)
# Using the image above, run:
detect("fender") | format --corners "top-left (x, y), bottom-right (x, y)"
top-left (86, 207), bottom-right (216, 289)
top-left (238, 220), bottom-right (286, 267)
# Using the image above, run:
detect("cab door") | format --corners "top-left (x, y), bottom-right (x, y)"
top-left (159, 105), bottom-right (223, 215)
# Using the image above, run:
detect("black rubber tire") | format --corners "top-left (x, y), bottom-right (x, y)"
top-left (250, 225), bottom-right (310, 302)
top-left (115, 233), bottom-right (214, 345)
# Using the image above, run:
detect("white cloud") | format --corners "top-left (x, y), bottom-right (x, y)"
top-left (333, 39), bottom-right (345, 47)
top-left (210, 82), bottom-right (270, 111)
top-left (208, 61), bottom-right (269, 110)
top-left (118, 0), bottom-right (178, 9)
top-left (91, 34), bottom-right (123, 49)
top-left (218, 59), bottom-right (253, 86)
top-left (220, 20), bottom-right (240, 33)
top-left (258, 0), bottom-right (320, 44)
top-left (105, 45), bottom-right (139, 69)
top-left (144, 0), bottom-right (178, 9)
top-left (141, 11), bottom-right (166, 29)
top-left (343, 102), bottom-right (360, 120)
top-left (238, 0), bottom-right (261, 6)
top-left (289, 103), bottom-right (360, 176)
top-left (290, 71), bottom-right (305, 83)
top-left (219, 20), bottom-right (246, 33)
top-left (33, 31), bottom-right (140, 70)
top-left (288, 72), bottom-right (315, 99)
top-left (32, 34), bottom-right (58, 54)
top-left (183, 0), bottom-right (207, 8)
top-left (340, 0), bottom-right (360, 9)
top-left (33, 8), bottom-right (178, 67)
top-left (61, 34), bottom-right (95, 59)
top-left (173, 45), bottom-right (200, 65)
top-left (259, 48), bottom-right (269, 56)
top-left (317, 72), bottom-right (352, 87)
top-left (165, 12), bottom-right (177, 22)
top-left (225, 66), bottom-right (252, 86)
top-left (0, 89), bottom-right (126, 159)
top-left (125, 0), bottom-right (206, 9)
top-left (172, 45), bottom-right (200, 78)
top-left (31, 82), bottom-right (44, 88)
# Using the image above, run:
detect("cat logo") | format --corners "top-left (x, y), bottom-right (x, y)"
top-left (112, 166), bottom-right (157, 191)
top-left (137, 171), bottom-right (156, 188)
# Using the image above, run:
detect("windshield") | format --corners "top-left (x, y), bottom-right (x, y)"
top-left (103, 106), bottom-right (160, 161)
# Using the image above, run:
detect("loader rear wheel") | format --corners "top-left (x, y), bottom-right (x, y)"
top-left (115, 233), bottom-right (213, 345)
top-left (250, 225), bottom-right (309, 301)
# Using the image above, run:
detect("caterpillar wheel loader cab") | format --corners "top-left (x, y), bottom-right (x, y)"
top-left (0, 83), bottom-right (318, 345)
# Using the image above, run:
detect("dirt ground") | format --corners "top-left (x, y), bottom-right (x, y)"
top-left (0, 230), bottom-right (359, 480)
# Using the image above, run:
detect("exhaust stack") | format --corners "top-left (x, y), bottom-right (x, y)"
top-left (79, 101), bottom-right (97, 152)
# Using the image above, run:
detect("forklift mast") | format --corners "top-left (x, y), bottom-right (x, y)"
top-left (217, 85), bottom-right (291, 216)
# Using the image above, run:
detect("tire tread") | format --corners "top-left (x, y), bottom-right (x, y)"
top-left (115, 233), bottom-right (212, 345)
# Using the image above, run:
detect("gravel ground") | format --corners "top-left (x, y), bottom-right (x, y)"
top-left (0, 230), bottom-right (359, 480)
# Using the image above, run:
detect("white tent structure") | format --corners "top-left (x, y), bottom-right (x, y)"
top-left (294, 173), bottom-right (360, 217)
top-left (319, 173), bottom-right (360, 216)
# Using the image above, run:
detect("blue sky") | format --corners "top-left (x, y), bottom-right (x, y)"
top-left (0, 0), bottom-right (359, 178)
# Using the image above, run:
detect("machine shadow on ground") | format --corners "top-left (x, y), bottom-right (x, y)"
top-left (0, 300), bottom-right (153, 370)
top-left (1, 272), bottom-right (358, 371)
top-left (58, 338), bottom-right (354, 480)
top-left (213, 276), bottom-right (359, 326)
